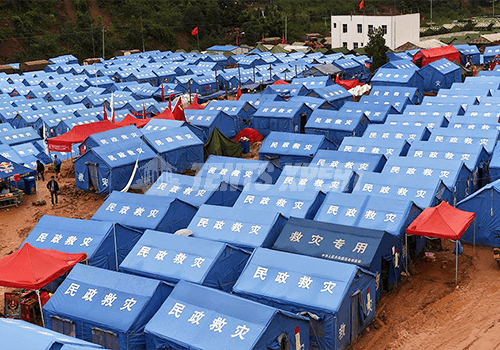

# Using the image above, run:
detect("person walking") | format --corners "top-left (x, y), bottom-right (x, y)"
top-left (53, 155), bottom-right (62, 178)
top-left (36, 160), bottom-right (45, 181)
top-left (46, 176), bottom-right (59, 205)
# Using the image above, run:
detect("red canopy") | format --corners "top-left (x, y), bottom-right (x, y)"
top-left (0, 243), bottom-right (86, 289)
top-left (406, 201), bottom-right (475, 240)
top-left (412, 45), bottom-right (460, 67)
top-left (234, 128), bottom-right (264, 142)
top-left (273, 79), bottom-right (290, 85)
top-left (185, 93), bottom-right (205, 110)
top-left (113, 114), bottom-right (152, 128)
top-left (335, 75), bottom-right (364, 90)
top-left (48, 120), bottom-right (121, 152)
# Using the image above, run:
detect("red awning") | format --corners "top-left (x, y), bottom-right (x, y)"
top-left (113, 114), bottom-right (151, 128)
top-left (0, 243), bottom-right (86, 289)
top-left (47, 120), bottom-right (121, 152)
top-left (406, 201), bottom-right (475, 240)
top-left (412, 45), bottom-right (460, 67)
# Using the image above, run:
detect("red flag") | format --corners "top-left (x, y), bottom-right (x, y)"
top-left (236, 86), bottom-right (242, 100)
top-left (191, 27), bottom-right (198, 36)
top-left (194, 92), bottom-right (199, 104)
top-left (168, 94), bottom-right (172, 111)
top-left (172, 99), bottom-right (186, 121)
top-left (422, 16), bottom-right (425, 22)
top-left (103, 105), bottom-right (108, 121)
top-left (282, 36), bottom-right (285, 44)
top-left (161, 83), bottom-right (165, 102)
top-left (142, 103), bottom-right (146, 119)
top-left (359, 0), bottom-right (364, 10)
top-left (335, 74), bottom-right (340, 84)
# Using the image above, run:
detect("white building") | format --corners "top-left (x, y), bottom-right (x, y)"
top-left (331, 14), bottom-right (420, 50)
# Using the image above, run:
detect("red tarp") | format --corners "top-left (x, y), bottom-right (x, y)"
top-left (0, 243), bottom-right (86, 289)
top-left (273, 79), bottom-right (290, 85)
top-left (335, 75), bottom-right (364, 90)
top-left (234, 128), bottom-right (264, 142)
top-left (185, 93), bottom-right (205, 110)
top-left (406, 201), bottom-right (475, 240)
top-left (412, 45), bottom-right (460, 67)
top-left (47, 120), bottom-right (121, 152)
top-left (114, 114), bottom-right (151, 128)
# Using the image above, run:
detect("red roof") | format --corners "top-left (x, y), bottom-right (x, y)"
top-left (113, 114), bottom-right (151, 128)
top-left (412, 45), bottom-right (460, 67)
top-left (0, 243), bottom-right (86, 289)
top-left (273, 79), bottom-right (290, 85)
top-left (406, 201), bottom-right (475, 240)
top-left (48, 120), bottom-right (121, 152)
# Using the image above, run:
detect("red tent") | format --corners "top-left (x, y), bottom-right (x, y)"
top-left (47, 120), bottom-right (121, 152)
top-left (335, 75), bottom-right (364, 90)
top-left (406, 201), bottom-right (475, 284)
top-left (0, 243), bottom-right (86, 289)
top-left (412, 45), bottom-right (460, 67)
top-left (113, 114), bottom-right (152, 128)
top-left (185, 93), bottom-right (205, 110)
top-left (406, 201), bottom-right (475, 240)
top-left (273, 79), bottom-right (290, 85)
top-left (234, 128), bottom-right (264, 142)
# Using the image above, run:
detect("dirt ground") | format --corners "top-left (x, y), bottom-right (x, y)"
top-left (1, 160), bottom-right (500, 350)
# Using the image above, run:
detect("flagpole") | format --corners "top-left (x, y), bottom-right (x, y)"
top-left (197, 32), bottom-right (200, 51)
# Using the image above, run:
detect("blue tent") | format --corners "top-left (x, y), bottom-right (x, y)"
top-left (74, 138), bottom-right (160, 193)
top-left (385, 113), bottom-right (449, 130)
top-left (358, 94), bottom-right (411, 115)
top-left (12, 141), bottom-right (51, 164)
top-left (287, 95), bottom-right (335, 110)
top-left (92, 191), bottom-right (197, 233)
top-left (204, 101), bottom-right (257, 133)
top-left (196, 155), bottom-right (281, 188)
top-left (404, 102), bottom-right (463, 117)
top-left (462, 105), bottom-right (499, 118)
top-left (184, 109), bottom-right (237, 142)
top-left (146, 172), bottom-right (240, 207)
top-left (188, 203), bottom-right (287, 249)
top-left (142, 126), bottom-right (203, 173)
top-left (370, 86), bottom-right (420, 104)
top-left (144, 281), bottom-right (310, 350)
top-left (457, 180), bottom-right (500, 246)
top-left (251, 102), bottom-right (313, 136)
top-left (339, 136), bottom-right (410, 158)
top-left (141, 119), bottom-right (187, 134)
top-left (352, 172), bottom-right (452, 209)
top-left (275, 165), bottom-right (356, 193)
top-left (299, 85), bottom-right (351, 110)
top-left (234, 182), bottom-right (325, 220)
top-left (487, 145), bottom-right (500, 182)
top-left (0, 127), bottom-right (41, 146)
top-left (43, 264), bottom-right (173, 350)
top-left (362, 123), bottom-right (431, 144)
top-left (0, 318), bottom-right (102, 350)
top-left (483, 45), bottom-right (500, 63)
top-left (119, 230), bottom-right (250, 291)
top-left (463, 76), bottom-right (500, 89)
top-left (259, 131), bottom-right (335, 167)
top-left (448, 116), bottom-right (499, 134)
top-left (305, 109), bottom-right (369, 148)
top-left (450, 84), bottom-right (493, 97)
top-left (233, 248), bottom-right (376, 350)
top-left (428, 127), bottom-right (499, 155)
top-left (311, 149), bottom-right (386, 173)
top-left (81, 125), bottom-right (143, 152)
top-left (273, 217), bottom-right (401, 297)
top-left (332, 58), bottom-right (365, 80)
top-left (371, 68), bottom-right (424, 97)
top-left (418, 58), bottom-right (461, 93)
top-left (0, 154), bottom-right (37, 184)
top-left (382, 156), bottom-right (473, 204)
top-left (0, 144), bottom-right (24, 164)
top-left (0, 122), bottom-right (14, 134)
top-left (382, 59), bottom-right (419, 71)
top-left (23, 215), bottom-right (141, 271)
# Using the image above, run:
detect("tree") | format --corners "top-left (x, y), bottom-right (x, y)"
top-left (364, 27), bottom-right (389, 73)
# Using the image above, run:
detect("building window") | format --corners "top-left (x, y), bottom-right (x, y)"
top-left (343, 24), bottom-right (347, 33)
top-left (333, 23), bottom-right (337, 28)
top-left (357, 24), bottom-right (362, 33)
top-left (342, 42), bottom-right (348, 48)
top-left (92, 327), bottom-right (119, 350)
top-left (51, 316), bottom-right (75, 337)
top-left (382, 25), bottom-right (388, 34)
top-left (353, 42), bottom-right (359, 49)
top-left (361, 43), bottom-right (364, 47)
top-left (368, 25), bottom-right (374, 33)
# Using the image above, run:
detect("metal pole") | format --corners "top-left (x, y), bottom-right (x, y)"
top-left (141, 16), bottom-right (145, 53)
top-left (269, 63), bottom-right (272, 81)
top-left (295, 65), bottom-right (298, 78)
top-left (36, 290), bottom-right (45, 327)
top-left (188, 80), bottom-right (192, 104)
top-left (238, 64), bottom-right (241, 85)
top-left (102, 27), bottom-right (105, 59)
top-left (455, 240), bottom-right (458, 286)
top-left (473, 217), bottom-right (476, 256)
top-left (253, 64), bottom-right (256, 84)
top-left (405, 233), bottom-right (408, 274)
top-left (430, 0), bottom-right (433, 25)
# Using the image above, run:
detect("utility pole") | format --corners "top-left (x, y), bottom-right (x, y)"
top-left (284, 16), bottom-right (287, 44)
top-left (102, 27), bottom-right (105, 59)
top-left (430, 0), bottom-right (433, 25)
top-left (141, 16), bottom-right (145, 53)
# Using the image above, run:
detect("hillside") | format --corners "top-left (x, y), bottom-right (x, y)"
top-left (0, 0), bottom-right (492, 63)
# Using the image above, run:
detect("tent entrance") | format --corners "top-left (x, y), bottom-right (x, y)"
top-left (87, 162), bottom-right (99, 192)
top-left (351, 291), bottom-right (361, 343)
top-left (300, 113), bottom-right (307, 134)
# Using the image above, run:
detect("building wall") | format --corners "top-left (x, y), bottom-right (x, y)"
top-left (331, 14), bottom-right (420, 50)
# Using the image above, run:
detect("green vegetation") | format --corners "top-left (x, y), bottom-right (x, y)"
top-left (0, 0), bottom-right (494, 63)
top-left (365, 27), bottom-right (388, 73)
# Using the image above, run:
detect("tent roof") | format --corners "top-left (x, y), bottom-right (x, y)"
top-left (275, 165), bottom-right (353, 193)
top-left (90, 137), bottom-right (157, 167)
top-left (114, 114), bottom-right (151, 128)
top-left (0, 154), bottom-right (36, 183)
top-left (142, 126), bottom-right (202, 154)
top-left (311, 149), bottom-right (386, 173)
top-left (406, 201), bottom-right (475, 240)
top-left (48, 120), bottom-right (121, 152)
top-left (260, 131), bottom-right (329, 156)
top-left (0, 243), bottom-right (86, 289)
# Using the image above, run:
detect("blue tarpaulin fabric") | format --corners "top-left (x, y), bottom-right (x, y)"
top-left (370, 86), bottom-right (420, 104)
top-left (188, 204), bottom-right (287, 249)
top-left (185, 109), bottom-right (237, 142)
top-left (371, 68), bottom-right (424, 97)
top-left (144, 281), bottom-right (310, 350)
top-left (233, 248), bottom-right (376, 350)
top-left (119, 229), bottom-right (250, 291)
top-left (428, 127), bottom-right (499, 155)
top-left (311, 150), bottom-right (386, 174)
top-left (418, 58), bottom-right (462, 93)
top-left (81, 125), bottom-right (143, 152)
top-left (274, 165), bottom-right (356, 193)
top-left (43, 264), bottom-right (172, 350)
top-left (0, 154), bottom-right (37, 183)
top-left (92, 191), bottom-right (197, 233)
top-left (22, 215), bottom-right (141, 270)
top-left (251, 102), bottom-right (313, 136)
top-left (339, 136), bottom-right (410, 159)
